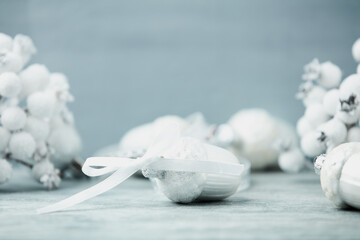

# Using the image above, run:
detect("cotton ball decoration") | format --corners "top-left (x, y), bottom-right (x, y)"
top-left (19, 64), bottom-right (50, 97)
top-left (352, 38), bottom-right (360, 62)
top-left (278, 149), bottom-right (305, 173)
top-left (0, 33), bottom-right (82, 190)
top-left (27, 91), bottom-right (56, 119)
top-left (1, 106), bottom-right (27, 130)
top-left (0, 159), bottom-right (12, 184)
top-left (297, 38), bottom-right (360, 169)
top-left (9, 132), bottom-right (36, 160)
top-left (0, 72), bottom-right (22, 97)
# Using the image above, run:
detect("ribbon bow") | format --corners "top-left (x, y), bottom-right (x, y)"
top-left (37, 126), bottom-right (243, 214)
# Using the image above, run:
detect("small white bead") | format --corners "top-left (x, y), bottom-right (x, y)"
top-left (9, 131), bottom-right (36, 160)
top-left (304, 103), bottom-right (329, 127)
top-left (0, 72), bottom-right (22, 98)
top-left (19, 64), bottom-right (50, 97)
top-left (24, 116), bottom-right (50, 141)
top-left (301, 131), bottom-right (325, 157)
top-left (1, 106), bottom-right (27, 130)
top-left (318, 62), bottom-right (342, 88)
top-left (0, 159), bottom-right (12, 184)
top-left (323, 89), bottom-right (340, 116)
top-left (0, 33), bottom-right (13, 52)
top-left (0, 127), bottom-right (10, 152)
top-left (347, 127), bottom-right (360, 142)
top-left (352, 38), bottom-right (360, 62)
top-left (278, 148), bottom-right (305, 173)
top-left (303, 86), bottom-right (326, 107)
top-left (296, 116), bottom-right (314, 137)
top-left (27, 91), bottom-right (56, 119)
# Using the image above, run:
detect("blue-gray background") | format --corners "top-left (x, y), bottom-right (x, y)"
top-left (0, 0), bottom-right (359, 157)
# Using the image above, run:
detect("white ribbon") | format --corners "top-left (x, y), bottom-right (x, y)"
top-left (37, 126), bottom-right (244, 214)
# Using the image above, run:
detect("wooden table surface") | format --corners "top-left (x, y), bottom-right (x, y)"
top-left (1, 171), bottom-right (359, 240)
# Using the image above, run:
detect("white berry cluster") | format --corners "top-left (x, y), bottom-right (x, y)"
top-left (0, 33), bottom-right (81, 189)
top-left (296, 38), bottom-right (360, 160)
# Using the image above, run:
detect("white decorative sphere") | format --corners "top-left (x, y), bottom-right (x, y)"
top-left (9, 132), bottom-right (36, 160)
top-left (339, 74), bottom-right (360, 100)
top-left (1, 106), bottom-right (27, 130)
top-left (347, 127), bottom-right (360, 142)
top-left (0, 51), bottom-right (23, 74)
top-left (303, 86), bottom-right (326, 107)
top-left (318, 62), bottom-right (342, 89)
top-left (48, 125), bottom-right (81, 168)
top-left (32, 160), bottom-right (55, 181)
top-left (0, 72), bottom-right (22, 98)
top-left (48, 73), bottom-right (69, 91)
top-left (12, 34), bottom-right (36, 65)
top-left (304, 103), bottom-right (329, 127)
top-left (24, 116), bottom-right (50, 141)
top-left (278, 148), bottom-right (305, 173)
top-left (322, 89), bottom-right (340, 116)
top-left (0, 159), bottom-right (12, 184)
top-left (301, 131), bottom-right (325, 157)
top-left (296, 116), bottom-right (314, 137)
top-left (335, 108), bottom-right (360, 125)
top-left (352, 38), bottom-right (360, 62)
top-left (318, 119), bottom-right (347, 147)
top-left (0, 33), bottom-right (12, 51)
top-left (0, 127), bottom-right (10, 152)
top-left (19, 64), bottom-right (50, 97)
top-left (27, 91), bottom-right (57, 119)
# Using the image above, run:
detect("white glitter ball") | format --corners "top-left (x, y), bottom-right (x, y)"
top-left (19, 64), bottom-right (50, 97)
top-left (352, 38), bottom-right (360, 62)
top-left (322, 89), bottom-right (340, 116)
top-left (0, 72), bottom-right (22, 97)
top-left (0, 159), bottom-right (12, 184)
top-left (278, 148), bottom-right (305, 173)
top-left (1, 106), bottom-right (27, 130)
top-left (9, 132), bottom-right (36, 160)
top-left (27, 91), bottom-right (57, 119)
top-left (0, 127), bottom-right (10, 152)
top-left (318, 62), bottom-right (342, 89)
top-left (24, 116), bottom-right (50, 141)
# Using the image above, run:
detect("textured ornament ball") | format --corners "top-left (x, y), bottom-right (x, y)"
top-left (278, 149), bottom-right (305, 173)
top-left (322, 89), bottom-right (340, 116)
top-left (1, 106), bottom-right (27, 130)
top-left (0, 127), bottom-right (10, 152)
top-left (0, 33), bottom-right (12, 51)
top-left (301, 131), bottom-right (325, 157)
top-left (318, 62), bottom-right (342, 89)
top-left (0, 72), bottom-right (22, 98)
top-left (304, 103), bottom-right (329, 127)
top-left (0, 159), bottom-right (12, 184)
top-left (27, 91), bottom-right (56, 119)
top-left (347, 127), bottom-right (360, 142)
top-left (19, 64), bottom-right (50, 97)
top-left (352, 38), bottom-right (360, 62)
top-left (24, 116), bottom-right (50, 141)
top-left (9, 132), bottom-right (36, 160)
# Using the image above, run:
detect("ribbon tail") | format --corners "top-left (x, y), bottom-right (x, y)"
top-left (37, 158), bottom-right (148, 214)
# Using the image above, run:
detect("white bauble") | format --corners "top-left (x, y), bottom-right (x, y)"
top-left (317, 62), bottom-right (342, 89)
top-left (0, 127), bottom-right (10, 152)
top-left (9, 132), bottom-right (36, 160)
top-left (48, 125), bottom-right (81, 168)
top-left (27, 91), bottom-right (57, 119)
top-left (19, 64), bottom-right (50, 97)
top-left (339, 74), bottom-right (360, 100)
top-left (352, 38), bottom-right (360, 62)
top-left (304, 103), bottom-right (329, 127)
top-left (0, 72), bottom-right (22, 98)
top-left (0, 33), bottom-right (12, 51)
top-left (303, 86), bottom-right (326, 107)
top-left (0, 159), bottom-right (12, 184)
top-left (323, 89), bottom-right (340, 116)
top-left (24, 116), bottom-right (50, 141)
top-left (318, 119), bottom-right (347, 147)
top-left (296, 116), bottom-right (314, 137)
top-left (1, 106), bottom-right (27, 130)
top-left (301, 131), bottom-right (325, 157)
top-left (347, 127), bottom-right (360, 142)
top-left (278, 148), bottom-right (305, 173)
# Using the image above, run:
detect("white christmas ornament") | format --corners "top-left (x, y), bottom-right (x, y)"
top-left (24, 116), bottom-right (50, 141)
top-left (0, 72), bottom-right (22, 97)
top-left (20, 64), bottom-right (50, 97)
top-left (304, 103), bottom-right (329, 127)
top-left (296, 117), bottom-right (314, 137)
top-left (318, 62), bottom-right (342, 89)
top-left (27, 91), bottom-right (57, 119)
top-left (322, 89), bottom-right (340, 116)
top-left (9, 132), bottom-right (36, 160)
top-left (1, 106), bottom-right (27, 130)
